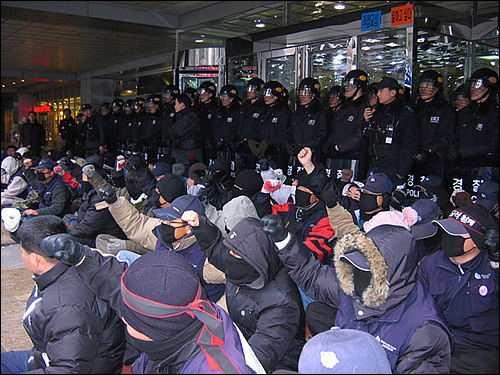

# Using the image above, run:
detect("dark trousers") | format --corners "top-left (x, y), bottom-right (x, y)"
top-left (451, 344), bottom-right (499, 374)
top-left (1, 350), bottom-right (30, 374)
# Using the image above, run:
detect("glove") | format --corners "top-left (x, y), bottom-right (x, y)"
top-left (391, 189), bottom-right (406, 210)
top-left (321, 188), bottom-right (338, 208)
top-left (1, 207), bottom-right (22, 232)
top-left (53, 165), bottom-right (65, 176)
top-left (40, 233), bottom-right (85, 266)
top-left (106, 238), bottom-right (127, 254)
top-left (261, 214), bottom-right (288, 243)
top-left (116, 155), bottom-right (128, 172)
top-left (82, 164), bottom-right (96, 178)
top-left (484, 229), bottom-right (499, 263)
top-left (200, 169), bottom-right (216, 186)
top-left (259, 158), bottom-right (270, 171)
top-left (97, 187), bottom-right (117, 204)
top-left (262, 180), bottom-right (281, 193)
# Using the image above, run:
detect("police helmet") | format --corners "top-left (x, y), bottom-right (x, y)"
top-left (469, 68), bottom-right (498, 95)
top-left (81, 103), bottom-right (92, 111)
top-left (112, 98), bottom-right (124, 108)
top-left (146, 94), bottom-right (162, 106)
top-left (163, 85), bottom-right (180, 98)
top-left (327, 85), bottom-right (344, 98)
top-left (343, 69), bottom-right (369, 89)
top-left (263, 81), bottom-right (285, 98)
top-left (133, 97), bottom-right (145, 109)
top-left (246, 77), bottom-right (265, 92)
top-left (198, 81), bottom-right (217, 95)
top-left (124, 99), bottom-right (134, 109)
top-left (219, 85), bottom-right (239, 99)
top-left (183, 87), bottom-right (197, 100)
top-left (298, 77), bottom-right (321, 97)
top-left (418, 70), bottom-right (444, 90)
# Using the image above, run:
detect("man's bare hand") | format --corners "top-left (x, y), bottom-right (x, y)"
top-left (297, 147), bottom-right (314, 174)
top-left (181, 210), bottom-right (200, 227)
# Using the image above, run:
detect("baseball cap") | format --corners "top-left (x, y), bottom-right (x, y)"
top-left (476, 181), bottom-right (499, 212)
top-left (414, 175), bottom-right (442, 190)
top-left (432, 205), bottom-right (498, 250)
top-left (361, 173), bottom-right (393, 195)
top-left (151, 162), bottom-right (172, 178)
top-left (372, 77), bottom-right (400, 90)
top-left (409, 199), bottom-right (440, 240)
top-left (33, 158), bottom-right (55, 171)
top-left (339, 250), bottom-right (370, 272)
top-left (152, 195), bottom-right (205, 221)
top-left (298, 327), bottom-right (391, 374)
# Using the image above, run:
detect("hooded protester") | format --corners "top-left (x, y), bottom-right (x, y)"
top-left (29, 234), bottom-right (265, 374)
top-left (182, 211), bottom-right (306, 373)
top-left (261, 188), bottom-right (453, 373)
top-left (1, 155), bottom-right (28, 207)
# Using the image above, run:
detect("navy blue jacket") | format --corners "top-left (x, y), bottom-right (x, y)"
top-left (418, 249), bottom-right (499, 349)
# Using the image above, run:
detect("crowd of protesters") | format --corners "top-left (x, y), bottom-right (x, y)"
top-left (1, 67), bottom-right (498, 374)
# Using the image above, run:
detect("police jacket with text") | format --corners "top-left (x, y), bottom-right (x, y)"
top-left (121, 111), bottom-right (136, 140)
top-left (195, 99), bottom-right (219, 147)
top-left (23, 261), bottom-right (125, 374)
top-left (288, 99), bottom-right (328, 152)
top-left (212, 101), bottom-right (242, 148)
top-left (276, 225), bottom-right (452, 373)
top-left (413, 96), bottom-right (455, 156)
top-left (418, 248), bottom-right (498, 349)
top-left (238, 98), bottom-right (266, 142)
top-left (253, 101), bottom-right (292, 148)
top-left (453, 95), bottom-right (499, 163)
top-left (141, 109), bottom-right (163, 142)
top-left (192, 216), bottom-right (306, 373)
top-left (363, 95), bottom-right (418, 177)
top-left (324, 95), bottom-right (368, 159)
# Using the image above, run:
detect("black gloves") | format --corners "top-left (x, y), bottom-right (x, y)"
top-left (321, 188), bottom-right (338, 208)
top-left (413, 151), bottom-right (429, 165)
top-left (98, 187), bottom-right (117, 204)
top-left (259, 158), bottom-right (270, 171)
top-left (40, 233), bottom-right (85, 266)
top-left (484, 229), bottom-right (499, 263)
top-left (261, 214), bottom-right (288, 243)
top-left (200, 168), bottom-right (216, 187)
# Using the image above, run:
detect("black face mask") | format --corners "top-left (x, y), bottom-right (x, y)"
top-left (225, 254), bottom-right (260, 285)
top-left (359, 193), bottom-right (381, 221)
top-left (157, 223), bottom-right (186, 244)
top-left (36, 172), bottom-right (48, 182)
top-left (149, 190), bottom-right (161, 207)
top-left (295, 188), bottom-right (313, 208)
top-left (441, 232), bottom-right (467, 258)
top-left (352, 267), bottom-right (372, 298)
top-left (80, 181), bottom-right (93, 194)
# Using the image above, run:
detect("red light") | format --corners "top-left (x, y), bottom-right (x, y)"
top-left (34, 105), bottom-right (52, 113)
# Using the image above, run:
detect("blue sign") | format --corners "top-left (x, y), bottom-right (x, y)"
top-left (361, 11), bottom-right (382, 31)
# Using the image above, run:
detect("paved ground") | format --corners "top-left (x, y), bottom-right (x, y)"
top-left (1, 222), bottom-right (33, 353)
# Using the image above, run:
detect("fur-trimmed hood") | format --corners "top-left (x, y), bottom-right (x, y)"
top-left (334, 225), bottom-right (418, 314)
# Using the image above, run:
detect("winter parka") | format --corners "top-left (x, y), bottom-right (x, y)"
top-left (23, 261), bottom-right (125, 373)
top-left (192, 216), bottom-right (306, 373)
top-left (276, 204), bottom-right (453, 373)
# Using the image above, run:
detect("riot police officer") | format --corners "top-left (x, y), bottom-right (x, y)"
top-left (195, 81), bottom-right (218, 165)
top-left (141, 94), bottom-right (163, 161)
top-left (411, 70), bottom-right (455, 180)
top-left (120, 99), bottom-right (136, 154)
top-left (322, 70), bottom-right (370, 181)
top-left (58, 108), bottom-right (77, 155)
top-left (362, 77), bottom-right (417, 188)
top-left (107, 98), bottom-right (124, 155)
top-left (78, 103), bottom-right (105, 157)
top-left (286, 77), bottom-right (327, 176)
top-left (160, 85), bottom-right (180, 157)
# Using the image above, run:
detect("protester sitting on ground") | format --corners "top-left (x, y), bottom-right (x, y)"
top-left (1, 154), bottom-right (28, 207)
top-left (0, 215), bottom-right (125, 374)
top-left (21, 157), bottom-right (72, 218)
top-left (95, 173), bottom-right (186, 255)
top-left (66, 170), bottom-right (126, 248)
top-left (186, 162), bottom-right (207, 197)
top-left (261, 187), bottom-right (453, 373)
top-left (182, 210), bottom-right (306, 373)
top-left (32, 233), bottom-right (265, 374)
top-left (96, 190), bottom-right (227, 307)
top-left (418, 205), bottom-right (499, 374)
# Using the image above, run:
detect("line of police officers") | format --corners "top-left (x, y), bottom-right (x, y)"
top-left (58, 67), bottom-right (499, 190)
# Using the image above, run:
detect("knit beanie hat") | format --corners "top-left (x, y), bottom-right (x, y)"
top-left (119, 250), bottom-right (206, 341)
top-left (232, 169), bottom-right (263, 198)
top-left (156, 174), bottom-right (186, 203)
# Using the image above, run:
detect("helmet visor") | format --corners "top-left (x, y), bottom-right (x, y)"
top-left (469, 78), bottom-right (485, 90)
top-left (298, 88), bottom-right (313, 96)
top-left (264, 88), bottom-right (275, 97)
